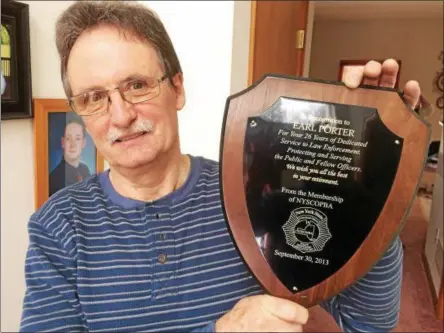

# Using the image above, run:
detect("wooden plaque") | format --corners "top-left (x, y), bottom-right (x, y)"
top-left (219, 74), bottom-right (431, 307)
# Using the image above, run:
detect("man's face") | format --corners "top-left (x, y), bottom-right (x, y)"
top-left (62, 123), bottom-right (86, 163)
top-left (67, 25), bottom-right (185, 170)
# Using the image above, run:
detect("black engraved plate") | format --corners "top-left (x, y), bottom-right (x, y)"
top-left (243, 96), bottom-right (404, 293)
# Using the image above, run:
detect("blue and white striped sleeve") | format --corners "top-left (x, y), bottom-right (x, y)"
top-left (20, 214), bottom-right (87, 332)
top-left (321, 236), bottom-right (403, 332)
top-left (191, 321), bottom-right (216, 332)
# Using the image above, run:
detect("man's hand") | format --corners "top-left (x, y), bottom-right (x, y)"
top-left (342, 58), bottom-right (421, 110)
top-left (215, 294), bottom-right (309, 332)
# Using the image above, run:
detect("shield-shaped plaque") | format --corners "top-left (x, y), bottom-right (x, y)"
top-left (219, 74), bottom-right (431, 307)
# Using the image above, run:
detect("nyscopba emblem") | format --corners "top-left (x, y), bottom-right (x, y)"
top-left (282, 207), bottom-right (332, 253)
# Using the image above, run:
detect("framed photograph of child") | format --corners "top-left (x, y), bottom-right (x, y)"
top-left (34, 98), bottom-right (105, 209)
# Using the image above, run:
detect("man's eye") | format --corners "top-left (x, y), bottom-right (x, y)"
top-left (90, 92), bottom-right (105, 103)
top-left (130, 81), bottom-right (148, 90)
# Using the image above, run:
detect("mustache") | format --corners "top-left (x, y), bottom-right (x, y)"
top-left (106, 120), bottom-right (153, 143)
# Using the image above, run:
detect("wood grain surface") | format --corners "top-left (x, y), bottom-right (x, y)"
top-left (220, 74), bottom-right (431, 307)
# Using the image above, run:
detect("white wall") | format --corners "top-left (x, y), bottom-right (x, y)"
top-left (230, 0), bottom-right (251, 95)
top-left (147, 1), bottom-right (236, 161)
top-left (1, 2), bottom-right (76, 332)
top-left (1, 1), bottom-right (242, 331)
top-left (1, 119), bottom-right (36, 332)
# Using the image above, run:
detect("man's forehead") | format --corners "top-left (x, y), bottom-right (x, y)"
top-left (67, 26), bottom-right (162, 93)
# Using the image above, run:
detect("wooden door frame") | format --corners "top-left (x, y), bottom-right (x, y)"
top-left (247, 0), bottom-right (310, 86)
top-left (247, 0), bottom-right (257, 86)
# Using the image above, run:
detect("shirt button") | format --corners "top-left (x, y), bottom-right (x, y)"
top-left (158, 253), bottom-right (168, 264)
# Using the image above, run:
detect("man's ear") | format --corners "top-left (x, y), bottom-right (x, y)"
top-left (171, 73), bottom-right (185, 111)
top-left (61, 137), bottom-right (65, 149)
top-left (82, 137), bottom-right (87, 149)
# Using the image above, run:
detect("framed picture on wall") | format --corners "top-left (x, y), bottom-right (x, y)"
top-left (1, 0), bottom-right (32, 120)
top-left (34, 99), bottom-right (105, 209)
top-left (339, 60), bottom-right (402, 89)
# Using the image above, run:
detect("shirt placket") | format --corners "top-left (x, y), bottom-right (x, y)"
top-left (147, 205), bottom-right (177, 300)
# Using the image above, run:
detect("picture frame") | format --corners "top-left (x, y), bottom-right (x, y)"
top-left (34, 99), bottom-right (105, 209)
top-left (1, 0), bottom-right (33, 120)
top-left (339, 59), bottom-right (402, 89)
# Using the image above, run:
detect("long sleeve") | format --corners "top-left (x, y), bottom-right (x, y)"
top-left (20, 214), bottom-right (87, 332)
top-left (321, 236), bottom-right (403, 332)
top-left (191, 321), bottom-right (216, 332)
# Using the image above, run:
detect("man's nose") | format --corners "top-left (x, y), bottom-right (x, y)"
top-left (108, 90), bottom-right (137, 127)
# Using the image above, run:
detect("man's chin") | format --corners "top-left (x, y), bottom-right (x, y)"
top-left (110, 153), bottom-right (158, 170)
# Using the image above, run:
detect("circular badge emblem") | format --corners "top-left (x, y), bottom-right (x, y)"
top-left (282, 207), bottom-right (332, 253)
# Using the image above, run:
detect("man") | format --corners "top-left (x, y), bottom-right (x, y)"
top-left (49, 117), bottom-right (91, 196)
top-left (20, 1), bottom-right (422, 332)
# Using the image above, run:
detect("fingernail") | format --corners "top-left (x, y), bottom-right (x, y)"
top-left (345, 74), bottom-right (360, 88)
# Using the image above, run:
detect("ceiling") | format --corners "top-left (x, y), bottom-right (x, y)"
top-left (314, 1), bottom-right (444, 21)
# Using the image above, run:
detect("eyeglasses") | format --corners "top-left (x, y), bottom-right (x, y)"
top-left (68, 74), bottom-right (168, 116)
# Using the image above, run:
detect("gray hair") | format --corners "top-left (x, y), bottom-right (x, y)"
top-left (55, 0), bottom-right (182, 97)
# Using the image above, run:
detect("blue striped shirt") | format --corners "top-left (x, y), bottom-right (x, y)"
top-left (20, 155), bottom-right (402, 332)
